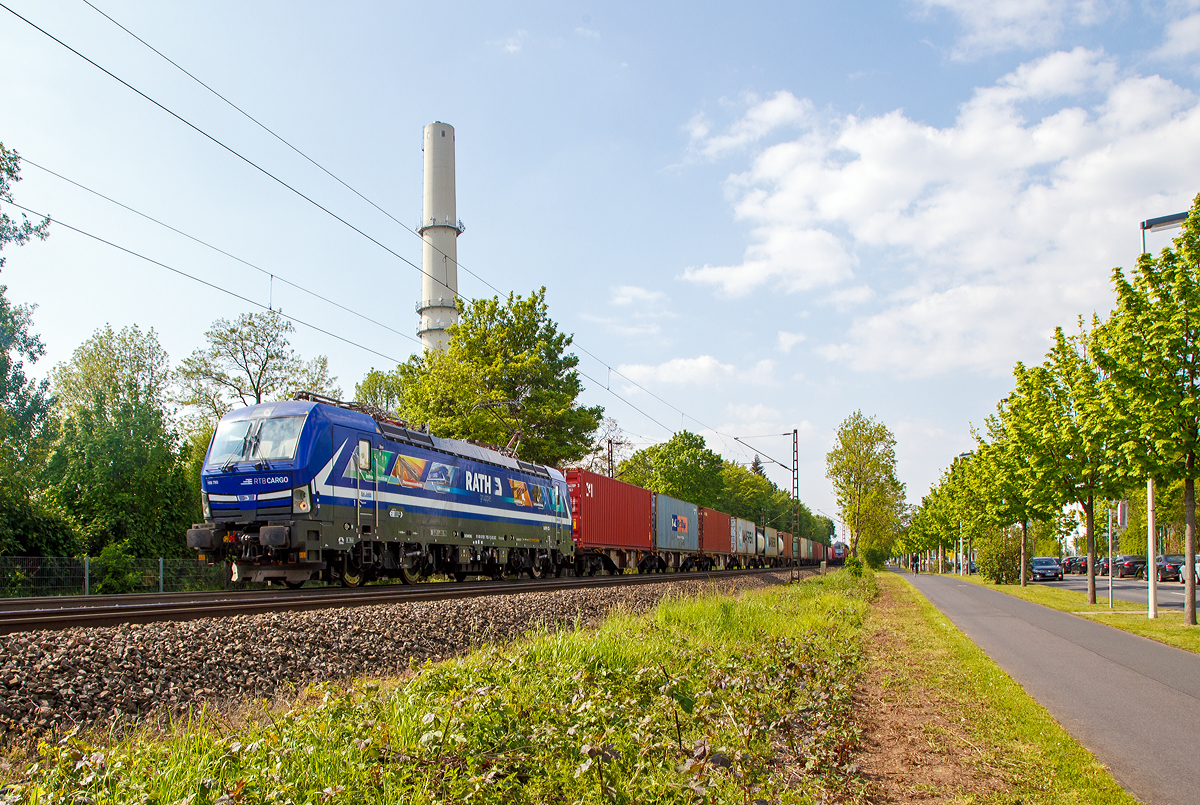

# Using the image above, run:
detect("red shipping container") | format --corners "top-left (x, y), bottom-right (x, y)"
top-left (566, 469), bottom-right (652, 551)
top-left (780, 532), bottom-right (793, 560)
top-left (698, 507), bottom-right (733, 555)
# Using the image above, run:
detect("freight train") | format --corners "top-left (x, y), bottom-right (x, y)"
top-left (186, 395), bottom-right (831, 586)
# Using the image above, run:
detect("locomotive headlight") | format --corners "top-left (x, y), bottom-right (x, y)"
top-left (201, 492), bottom-right (211, 519)
top-left (293, 485), bottom-right (311, 514)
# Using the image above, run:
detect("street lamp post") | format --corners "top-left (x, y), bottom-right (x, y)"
top-left (1138, 210), bottom-right (1187, 619)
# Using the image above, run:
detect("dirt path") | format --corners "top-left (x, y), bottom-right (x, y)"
top-left (850, 575), bottom-right (1015, 802)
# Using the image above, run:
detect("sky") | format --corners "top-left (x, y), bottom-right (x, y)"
top-left (2, 0), bottom-right (1199, 531)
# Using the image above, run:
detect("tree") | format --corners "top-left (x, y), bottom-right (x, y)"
top-left (51, 324), bottom-right (170, 414)
top-left (749, 455), bottom-right (765, 476)
top-left (176, 310), bottom-right (340, 423)
top-left (1094, 193), bottom-right (1200, 624)
top-left (577, 417), bottom-right (633, 476)
top-left (399, 288), bottom-right (603, 467)
top-left (1004, 325), bottom-right (1125, 604)
top-left (0, 143), bottom-right (50, 271)
top-left (354, 367), bottom-right (404, 413)
top-left (616, 431), bottom-right (724, 509)
top-left (825, 411), bottom-right (904, 559)
top-left (46, 389), bottom-right (194, 557)
top-left (48, 325), bottom-right (198, 557)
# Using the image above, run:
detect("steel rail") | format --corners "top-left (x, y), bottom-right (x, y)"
top-left (0, 568), bottom-right (806, 634)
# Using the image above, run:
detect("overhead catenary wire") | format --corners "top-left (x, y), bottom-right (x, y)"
top-left (8, 201), bottom-right (408, 363)
top-left (6, 1), bottom-right (777, 454)
top-left (22, 159), bottom-right (423, 351)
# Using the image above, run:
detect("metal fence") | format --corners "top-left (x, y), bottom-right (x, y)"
top-left (0, 556), bottom-right (228, 598)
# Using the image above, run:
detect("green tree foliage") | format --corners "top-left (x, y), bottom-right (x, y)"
top-left (176, 310), bottom-right (341, 424)
top-left (977, 524), bottom-right (1022, 584)
top-left (825, 410), bottom-right (905, 559)
top-left (398, 288), bottom-right (603, 467)
top-left (47, 326), bottom-right (197, 557)
top-left (1003, 325), bottom-right (1125, 603)
top-left (1094, 193), bottom-right (1200, 622)
top-left (617, 431), bottom-right (723, 509)
top-left (354, 367), bottom-right (404, 413)
top-left (50, 324), bottom-right (170, 414)
top-left (619, 435), bottom-right (832, 543)
top-left (0, 143), bottom-right (50, 270)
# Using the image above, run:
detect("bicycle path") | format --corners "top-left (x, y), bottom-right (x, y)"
top-left (902, 570), bottom-right (1200, 805)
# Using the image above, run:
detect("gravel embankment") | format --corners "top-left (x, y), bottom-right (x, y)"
top-left (0, 572), bottom-right (791, 741)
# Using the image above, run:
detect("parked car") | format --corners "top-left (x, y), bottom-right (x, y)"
top-left (1113, 555), bottom-right (1147, 579)
top-left (1155, 555), bottom-right (1185, 582)
top-left (1074, 555), bottom-right (1089, 575)
top-left (1031, 556), bottom-right (1063, 581)
top-left (1180, 556), bottom-right (1200, 586)
top-left (1097, 556), bottom-right (1111, 576)
top-left (1061, 556), bottom-right (1081, 574)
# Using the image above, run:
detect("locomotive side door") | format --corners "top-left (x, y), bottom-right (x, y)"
top-left (354, 434), bottom-right (378, 537)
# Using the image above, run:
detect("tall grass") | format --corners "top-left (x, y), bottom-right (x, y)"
top-left (5, 572), bottom-right (876, 805)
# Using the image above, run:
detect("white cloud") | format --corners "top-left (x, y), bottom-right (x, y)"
top-left (918, 0), bottom-right (1113, 58)
top-left (492, 30), bottom-right (527, 54)
top-left (686, 91), bottom-right (811, 159)
top-left (617, 355), bottom-right (778, 385)
top-left (1156, 13), bottom-right (1200, 61)
top-left (611, 285), bottom-right (666, 305)
top-left (579, 314), bottom-right (660, 337)
top-left (574, 26), bottom-right (600, 39)
top-left (686, 47), bottom-right (1200, 377)
top-left (777, 331), bottom-right (806, 353)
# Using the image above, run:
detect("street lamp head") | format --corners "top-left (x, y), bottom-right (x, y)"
top-left (1141, 212), bottom-right (1189, 233)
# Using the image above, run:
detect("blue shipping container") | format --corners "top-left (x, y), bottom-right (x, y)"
top-left (654, 493), bottom-right (699, 552)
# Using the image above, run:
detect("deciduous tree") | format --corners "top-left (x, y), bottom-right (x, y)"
top-left (399, 288), bottom-right (603, 467)
top-left (825, 411), bottom-right (904, 559)
top-left (176, 310), bottom-right (340, 423)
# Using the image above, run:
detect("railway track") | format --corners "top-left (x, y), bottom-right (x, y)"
top-left (0, 567), bottom-right (805, 634)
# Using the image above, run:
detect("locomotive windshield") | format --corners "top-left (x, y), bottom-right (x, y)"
top-left (207, 413), bottom-right (307, 467)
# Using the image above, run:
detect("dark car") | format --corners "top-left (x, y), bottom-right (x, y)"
top-left (1097, 556), bottom-right (1110, 575)
top-left (1031, 557), bottom-right (1063, 581)
top-left (1061, 556), bottom-right (1081, 574)
top-left (1155, 555), bottom-right (1186, 582)
top-left (1113, 555), bottom-right (1147, 579)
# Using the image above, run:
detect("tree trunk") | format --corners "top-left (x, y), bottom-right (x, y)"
top-left (1086, 494), bottom-right (1096, 605)
top-left (1187, 476), bottom-right (1196, 626)
top-left (1020, 518), bottom-right (1028, 588)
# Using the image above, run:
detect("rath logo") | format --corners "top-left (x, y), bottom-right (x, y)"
top-left (671, 514), bottom-right (688, 534)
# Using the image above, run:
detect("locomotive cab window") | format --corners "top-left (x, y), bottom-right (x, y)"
top-left (207, 414), bottom-right (307, 467)
top-left (357, 438), bottom-right (372, 472)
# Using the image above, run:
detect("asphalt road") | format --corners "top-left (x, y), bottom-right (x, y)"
top-left (903, 570), bottom-right (1200, 805)
top-left (1037, 572), bottom-right (1195, 611)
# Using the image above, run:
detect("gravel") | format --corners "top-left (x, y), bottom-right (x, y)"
top-left (0, 572), bottom-right (791, 742)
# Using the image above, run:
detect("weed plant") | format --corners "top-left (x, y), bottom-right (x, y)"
top-left (4, 572), bottom-right (875, 805)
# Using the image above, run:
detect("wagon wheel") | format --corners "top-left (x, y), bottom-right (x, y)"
top-left (340, 563), bottom-right (363, 588)
top-left (398, 566), bottom-right (421, 585)
top-left (284, 579), bottom-right (306, 590)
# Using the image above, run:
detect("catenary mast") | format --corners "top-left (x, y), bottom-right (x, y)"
top-left (417, 121), bottom-right (463, 351)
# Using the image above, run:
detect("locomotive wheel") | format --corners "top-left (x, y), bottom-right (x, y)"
top-left (284, 579), bottom-right (306, 590)
top-left (398, 566), bottom-right (420, 585)
top-left (340, 566), bottom-right (363, 588)
top-left (453, 571), bottom-right (468, 582)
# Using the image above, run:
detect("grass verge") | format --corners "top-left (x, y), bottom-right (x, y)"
top-left (2, 573), bottom-right (876, 805)
top-left (855, 573), bottom-right (1135, 804)
top-left (953, 572), bottom-right (1200, 655)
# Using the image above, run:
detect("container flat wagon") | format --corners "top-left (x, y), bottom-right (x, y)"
top-left (652, 493), bottom-right (700, 571)
top-left (565, 468), bottom-right (652, 575)
top-left (698, 506), bottom-right (733, 570)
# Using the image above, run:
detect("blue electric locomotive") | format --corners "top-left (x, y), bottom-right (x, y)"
top-left (186, 394), bottom-right (574, 586)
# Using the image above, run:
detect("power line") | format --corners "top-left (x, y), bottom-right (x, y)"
top-left (9, 201), bottom-right (404, 364)
top-left (9, 2), bottom-right (760, 448)
top-left (22, 158), bottom-right (423, 351)
top-left (75, 0), bottom-right (728, 441)
top-left (77, 0), bottom-right (508, 301)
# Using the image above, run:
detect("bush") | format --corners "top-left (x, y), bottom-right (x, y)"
top-left (843, 555), bottom-right (864, 578)
top-left (860, 544), bottom-right (888, 570)
top-left (977, 527), bottom-right (1022, 584)
top-left (94, 539), bottom-right (141, 594)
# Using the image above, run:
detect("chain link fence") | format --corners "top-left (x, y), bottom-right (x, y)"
top-left (0, 556), bottom-right (229, 598)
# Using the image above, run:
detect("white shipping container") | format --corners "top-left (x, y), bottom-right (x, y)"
top-left (735, 518), bottom-right (756, 555)
top-left (765, 527), bottom-right (779, 557)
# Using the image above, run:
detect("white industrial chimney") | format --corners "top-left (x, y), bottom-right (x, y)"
top-left (417, 121), bottom-right (463, 351)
